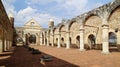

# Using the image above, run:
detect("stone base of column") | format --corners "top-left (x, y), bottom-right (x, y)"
top-left (79, 49), bottom-right (86, 51)
top-left (101, 51), bottom-right (110, 54)
top-left (57, 46), bottom-right (60, 48)
top-left (66, 47), bottom-right (70, 49)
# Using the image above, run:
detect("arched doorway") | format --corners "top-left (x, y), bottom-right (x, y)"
top-left (29, 34), bottom-right (36, 44)
top-left (61, 37), bottom-right (65, 47)
top-left (88, 34), bottom-right (96, 49)
top-left (76, 36), bottom-right (80, 48)
top-left (109, 32), bottom-right (117, 46)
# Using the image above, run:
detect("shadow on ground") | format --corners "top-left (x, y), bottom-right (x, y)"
top-left (0, 46), bottom-right (79, 67)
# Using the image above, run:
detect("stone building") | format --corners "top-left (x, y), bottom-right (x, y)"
top-left (0, 0), bottom-right (14, 52)
top-left (42, 0), bottom-right (120, 54)
top-left (15, 0), bottom-right (120, 54)
top-left (15, 19), bottom-right (48, 46)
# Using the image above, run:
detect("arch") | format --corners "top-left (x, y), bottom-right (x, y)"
top-left (29, 34), bottom-right (36, 44)
top-left (76, 36), bottom-right (80, 48)
top-left (88, 34), bottom-right (96, 49)
top-left (58, 24), bottom-right (65, 32)
top-left (109, 32), bottom-right (117, 46)
top-left (108, 4), bottom-right (120, 20)
top-left (68, 21), bottom-right (76, 30)
top-left (84, 14), bottom-right (101, 25)
top-left (108, 5), bottom-right (120, 28)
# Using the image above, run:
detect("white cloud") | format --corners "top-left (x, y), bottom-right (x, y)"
top-left (26, 0), bottom-right (88, 17)
top-left (26, 0), bottom-right (54, 5)
top-left (1, 0), bottom-right (16, 15)
top-left (15, 6), bottom-right (61, 27)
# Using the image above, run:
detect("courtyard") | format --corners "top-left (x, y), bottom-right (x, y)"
top-left (0, 45), bottom-right (120, 67)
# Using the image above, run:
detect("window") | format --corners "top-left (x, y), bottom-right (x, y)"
top-left (31, 22), bottom-right (34, 25)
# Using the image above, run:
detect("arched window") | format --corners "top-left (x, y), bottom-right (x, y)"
top-left (109, 32), bottom-right (117, 46)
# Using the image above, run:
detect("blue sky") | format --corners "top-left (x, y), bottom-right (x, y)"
top-left (2, 0), bottom-right (112, 28)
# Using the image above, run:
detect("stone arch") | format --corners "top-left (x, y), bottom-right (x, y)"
top-left (84, 13), bottom-right (101, 25)
top-left (88, 34), bottom-right (96, 49)
top-left (68, 21), bottom-right (77, 30)
top-left (108, 5), bottom-right (120, 28)
top-left (68, 21), bottom-right (80, 48)
top-left (84, 14), bottom-right (102, 49)
top-left (108, 5), bottom-right (120, 51)
top-left (76, 35), bottom-right (80, 48)
top-left (108, 4), bottom-right (120, 21)
top-left (58, 24), bottom-right (65, 32)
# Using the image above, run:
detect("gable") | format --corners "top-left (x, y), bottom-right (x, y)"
top-left (24, 19), bottom-right (41, 27)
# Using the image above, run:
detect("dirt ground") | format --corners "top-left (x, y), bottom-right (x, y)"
top-left (0, 45), bottom-right (120, 67)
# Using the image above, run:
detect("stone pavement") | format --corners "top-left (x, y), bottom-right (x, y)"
top-left (30, 45), bottom-right (120, 67)
top-left (0, 45), bottom-right (120, 67)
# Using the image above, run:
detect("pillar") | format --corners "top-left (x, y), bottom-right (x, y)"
top-left (101, 24), bottom-right (110, 54)
top-left (4, 39), bottom-right (7, 51)
top-left (66, 32), bottom-right (70, 49)
top-left (47, 33), bottom-right (49, 46)
top-left (116, 32), bottom-right (120, 51)
top-left (79, 29), bottom-right (85, 51)
top-left (44, 33), bottom-right (46, 45)
top-left (0, 39), bottom-right (2, 52)
top-left (40, 33), bottom-right (42, 45)
top-left (57, 33), bottom-right (61, 48)
top-left (51, 30), bottom-right (54, 46)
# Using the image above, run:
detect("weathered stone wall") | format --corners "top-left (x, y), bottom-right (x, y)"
top-left (0, 0), bottom-right (14, 52)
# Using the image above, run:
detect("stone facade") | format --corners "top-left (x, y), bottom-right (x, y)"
top-left (0, 0), bottom-right (14, 52)
top-left (15, 0), bottom-right (120, 54)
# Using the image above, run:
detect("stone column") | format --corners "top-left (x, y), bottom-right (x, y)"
top-left (0, 40), bottom-right (2, 52)
top-left (51, 30), bottom-right (54, 47)
top-left (116, 32), bottom-right (120, 51)
top-left (57, 33), bottom-right (61, 48)
top-left (47, 33), bottom-right (49, 46)
top-left (44, 33), bottom-right (46, 45)
top-left (4, 39), bottom-right (7, 51)
top-left (40, 33), bottom-right (42, 45)
top-left (101, 24), bottom-right (110, 54)
top-left (6, 40), bottom-right (9, 50)
top-left (79, 29), bottom-right (85, 51)
top-left (66, 32), bottom-right (70, 49)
